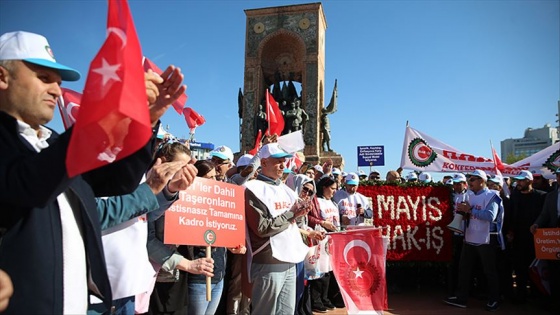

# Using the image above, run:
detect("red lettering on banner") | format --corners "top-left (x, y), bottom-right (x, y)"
top-left (443, 150), bottom-right (492, 163)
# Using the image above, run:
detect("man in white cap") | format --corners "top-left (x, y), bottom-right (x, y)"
top-left (244, 143), bottom-right (312, 314)
top-left (509, 170), bottom-right (546, 304)
top-left (418, 172), bottom-right (432, 183)
top-left (210, 145), bottom-right (234, 182)
top-left (406, 171), bottom-right (418, 182)
top-left (0, 31), bottom-right (186, 314)
top-left (444, 170), bottom-right (503, 311)
top-left (333, 172), bottom-right (372, 227)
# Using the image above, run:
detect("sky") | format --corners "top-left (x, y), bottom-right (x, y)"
top-left (1, 0), bottom-right (558, 181)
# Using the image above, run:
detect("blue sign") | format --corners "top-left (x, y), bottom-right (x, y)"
top-left (357, 145), bottom-right (385, 167)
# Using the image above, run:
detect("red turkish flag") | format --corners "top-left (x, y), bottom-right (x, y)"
top-left (66, 0), bottom-right (150, 177)
top-left (143, 56), bottom-right (187, 114)
top-left (57, 88), bottom-right (82, 129)
top-left (492, 145), bottom-right (505, 172)
top-left (182, 107), bottom-right (205, 133)
top-left (329, 227), bottom-right (388, 314)
top-left (265, 89), bottom-right (284, 136)
top-left (248, 129), bottom-right (262, 155)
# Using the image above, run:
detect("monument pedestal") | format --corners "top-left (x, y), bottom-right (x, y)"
top-left (305, 150), bottom-right (345, 170)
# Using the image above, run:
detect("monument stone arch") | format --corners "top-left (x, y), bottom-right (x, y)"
top-left (239, 2), bottom-right (343, 167)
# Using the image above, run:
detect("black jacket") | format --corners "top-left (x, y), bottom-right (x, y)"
top-left (0, 111), bottom-right (156, 314)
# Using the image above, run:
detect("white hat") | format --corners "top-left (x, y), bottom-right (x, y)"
top-left (513, 170), bottom-right (533, 181)
top-left (418, 172), bottom-right (432, 183)
top-left (467, 169), bottom-right (488, 181)
top-left (210, 145), bottom-right (234, 162)
top-left (341, 171), bottom-right (348, 178)
top-left (313, 164), bottom-right (324, 174)
top-left (406, 172), bottom-right (418, 181)
top-left (0, 31), bottom-right (80, 81)
top-left (488, 174), bottom-right (504, 186)
top-left (452, 173), bottom-right (467, 183)
top-left (445, 179), bottom-right (454, 185)
top-left (358, 169), bottom-right (366, 176)
top-left (236, 154), bottom-right (253, 167)
top-left (258, 143), bottom-right (293, 159)
top-left (332, 168), bottom-right (341, 175)
top-left (345, 172), bottom-right (359, 185)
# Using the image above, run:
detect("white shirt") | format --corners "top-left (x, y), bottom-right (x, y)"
top-left (17, 121), bottom-right (88, 314)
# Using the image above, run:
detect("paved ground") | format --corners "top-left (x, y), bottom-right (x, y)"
top-left (316, 287), bottom-right (556, 315)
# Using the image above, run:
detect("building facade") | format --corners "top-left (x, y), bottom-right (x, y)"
top-left (501, 124), bottom-right (558, 160)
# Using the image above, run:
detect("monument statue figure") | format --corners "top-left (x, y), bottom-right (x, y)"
top-left (321, 79), bottom-right (337, 152)
top-left (284, 99), bottom-right (308, 133)
top-left (254, 103), bottom-right (268, 137)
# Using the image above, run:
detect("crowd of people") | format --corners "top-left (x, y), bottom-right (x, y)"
top-left (0, 30), bottom-right (559, 315)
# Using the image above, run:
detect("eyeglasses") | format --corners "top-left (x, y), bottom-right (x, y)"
top-left (301, 187), bottom-right (314, 196)
top-left (468, 177), bottom-right (481, 182)
top-left (211, 157), bottom-right (230, 166)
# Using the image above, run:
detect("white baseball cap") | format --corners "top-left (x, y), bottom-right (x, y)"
top-left (258, 143), bottom-right (293, 159)
top-left (452, 173), bottom-right (467, 183)
top-left (467, 169), bottom-right (488, 182)
top-left (418, 172), bottom-right (432, 183)
top-left (406, 172), bottom-right (418, 181)
top-left (313, 164), bottom-right (324, 174)
top-left (332, 168), bottom-right (341, 175)
top-left (236, 154), bottom-right (253, 167)
top-left (345, 172), bottom-right (359, 185)
top-left (513, 170), bottom-right (533, 181)
top-left (0, 31), bottom-right (80, 81)
top-left (488, 174), bottom-right (504, 186)
top-left (210, 145), bottom-right (234, 162)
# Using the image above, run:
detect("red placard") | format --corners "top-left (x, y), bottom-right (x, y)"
top-left (533, 228), bottom-right (560, 260)
top-left (164, 178), bottom-right (245, 248)
top-left (358, 185), bottom-right (453, 261)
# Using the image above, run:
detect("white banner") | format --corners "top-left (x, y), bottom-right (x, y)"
top-left (400, 125), bottom-right (560, 179)
top-left (400, 126), bottom-right (495, 174)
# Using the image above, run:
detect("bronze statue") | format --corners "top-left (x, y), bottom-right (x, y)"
top-left (254, 103), bottom-right (268, 137)
top-left (320, 79), bottom-right (337, 152)
top-left (284, 99), bottom-right (308, 133)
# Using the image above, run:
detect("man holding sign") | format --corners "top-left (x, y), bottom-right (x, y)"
top-left (530, 168), bottom-right (560, 311)
top-left (244, 143), bottom-right (312, 314)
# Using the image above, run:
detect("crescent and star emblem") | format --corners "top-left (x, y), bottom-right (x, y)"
top-left (343, 240), bottom-right (372, 265)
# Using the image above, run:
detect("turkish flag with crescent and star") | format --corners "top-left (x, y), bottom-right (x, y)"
top-left (57, 87), bottom-right (82, 129)
top-left (329, 227), bottom-right (388, 314)
top-left (66, 0), bottom-right (151, 177)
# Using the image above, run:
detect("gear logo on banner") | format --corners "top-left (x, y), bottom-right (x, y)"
top-left (408, 138), bottom-right (437, 167)
top-left (543, 149), bottom-right (560, 173)
top-left (344, 261), bottom-right (382, 297)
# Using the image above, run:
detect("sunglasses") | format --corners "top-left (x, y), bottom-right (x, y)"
top-left (301, 187), bottom-right (314, 196)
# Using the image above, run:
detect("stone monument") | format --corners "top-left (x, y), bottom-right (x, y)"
top-left (238, 2), bottom-right (344, 168)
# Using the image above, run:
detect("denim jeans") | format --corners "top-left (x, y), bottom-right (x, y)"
top-left (251, 262), bottom-right (296, 315)
top-left (187, 279), bottom-right (224, 315)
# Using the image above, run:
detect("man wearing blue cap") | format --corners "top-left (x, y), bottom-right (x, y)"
top-left (0, 31), bottom-right (185, 314)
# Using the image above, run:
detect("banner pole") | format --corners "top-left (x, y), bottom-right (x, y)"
top-left (206, 245), bottom-right (211, 301)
